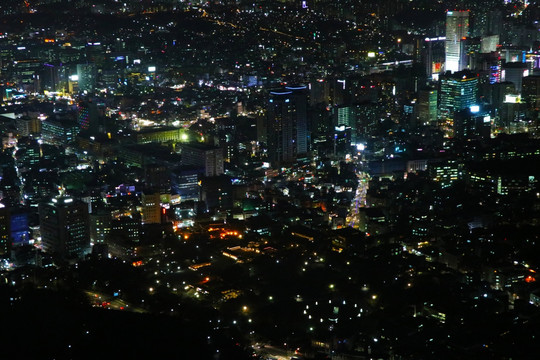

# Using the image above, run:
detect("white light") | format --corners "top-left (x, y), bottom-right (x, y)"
top-left (469, 105), bottom-right (480, 113)
top-left (504, 94), bottom-right (520, 103)
top-left (69, 75), bottom-right (79, 81)
top-left (148, 66), bottom-right (156, 72)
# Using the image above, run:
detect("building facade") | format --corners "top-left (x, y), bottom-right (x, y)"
top-left (266, 85), bottom-right (308, 166)
top-left (445, 10), bottom-right (469, 73)
top-left (39, 195), bottom-right (90, 259)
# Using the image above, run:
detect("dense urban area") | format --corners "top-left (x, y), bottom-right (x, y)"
top-left (0, 0), bottom-right (539, 358)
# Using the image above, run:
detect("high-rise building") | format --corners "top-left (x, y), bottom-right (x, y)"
top-left (417, 88), bottom-right (438, 126)
top-left (39, 195), bottom-right (90, 259)
top-left (439, 71), bottom-right (479, 119)
top-left (424, 37), bottom-right (446, 80)
top-left (445, 10), bottom-right (469, 73)
top-left (0, 204), bottom-right (11, 258)
top-left (309, 80), bottom-right (329, 105)
top-left (141, 192), bottom-right (161, 225)
top-left (266, 85), bottom-right (308, 166)
top-left (180, 143), bottom-right (224, 177)
top-left (171, 166), bottom-right (200, 202)
top-left (355, 102), bottom-right (383, 138)
top-left (77, 99), bottom-right (100, 134)
top-left (9, 208), bottom-right (29, 247)
top-left (454, 107), bottom-right (491, 140)
top-left (334, 105), bottom-right (354, 128)
top-left (89, 209), bottom-right (111, 244)
top-left (0, 206), bottom-right (30, 257)
top-left (522, 75), bottom-right (540, 112)
top-left (76, 63), bottom-right (96, 93)
top-left (144, 164), bottom-right (171, 194)
top-left (41, 118), bottom-right (79, 145)
top-left (15, 115), bottom-right (41, 137)
top-left (480, 35), bottom-right (499, 54)
top-left (490, 82), bottom-right (516, 115)
top-left (333, 105), bottom-right (357, 142)
top-left (502, 62), bottom-right (529, 92)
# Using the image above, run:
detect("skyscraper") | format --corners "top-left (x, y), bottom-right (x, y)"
top-left (439, 71), bottom-right (478, 119)
top-left (417, 88), bottom-right (438, 126)
top-left (39, 195), bottom-right (90, 259)
top-left (77, 99), bottom-right (101, 135)
top-left (266, 85), bottom-right (308, 166)
top-left (334, 105), bottom-right (357, 143)
top-left (445, 10), bottom-right (469, 73)
top-left (522, 75), bottom-right (540, 112)
top-left (76, 63), bottom-right (97, 93)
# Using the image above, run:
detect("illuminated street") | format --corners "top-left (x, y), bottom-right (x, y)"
top-left (346, 170), bottom-right (369, 229)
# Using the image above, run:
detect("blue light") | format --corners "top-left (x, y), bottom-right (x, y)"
top-left (270, 91), bottom-right (293, 95)
top-left (285, 85), bottom-right (306, 90)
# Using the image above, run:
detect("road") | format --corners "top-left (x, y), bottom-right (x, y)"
top-left (85, 290), bottom-right (146, 313)
top-left (252, 343), bottom-right (295, 360)
top-left (346, 171), bottom-right (369, 229)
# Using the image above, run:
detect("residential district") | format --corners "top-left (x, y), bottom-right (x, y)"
top-left (0, 0), bottom-right (539, 359)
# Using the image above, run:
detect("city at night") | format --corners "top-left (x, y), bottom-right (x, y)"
top-left (0, 0), bottom-right (539, 358)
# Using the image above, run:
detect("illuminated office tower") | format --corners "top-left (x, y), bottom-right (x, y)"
top-left (445, 10), bottom-right (469, 73)
top-left (89, 209), bottom-right (111, 245)
top-left (439, 71), bottom-right (478, 119)
top-left (266, 86), bottom-right (308, 166)
top-left (39, 195), bottom-right (90, 259)
top-left (418, 88), bottom-right (438, 126)
top-left (76, 63), bottom-right (96, 93)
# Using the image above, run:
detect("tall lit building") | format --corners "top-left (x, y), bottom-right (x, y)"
top-left (77, 99), bottom-right (99, 134)
top-left (334, 105), bottom-right (357, 142)
top-left (141, 192), bottom-right (162, 225)
top-left (454, 107), bottom-right (491, 140)
top-left (445, 10), bottom-right (469, 73)
top-left (502, 62), bottom-right (529, 92)
top-left (0, 204), bottom-right (10, 258)
top-left (266, 85), bottom-right (308, 166)
top-left (39, 195), bottom-right (90, 259)
top-left (522, 75), bottom-right (540, 112)
top-left (334, 105), bottom-right (354, 128)
top-left (15, 115), bottom-right (41, 137)
top-left (0, 206), bottom-right (29, 257)
top-left (417, 88), bottom-right (438, 126)
top-left (76, 63), bottom-right (97, 93)
top-left (89, 209), bottom-right (111, 244)
top-left (439, 71), bottom-right (478, 119)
